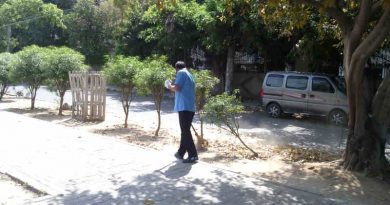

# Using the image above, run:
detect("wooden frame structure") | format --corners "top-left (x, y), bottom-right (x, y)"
top-left (69, 71), bottom-right (106, 121)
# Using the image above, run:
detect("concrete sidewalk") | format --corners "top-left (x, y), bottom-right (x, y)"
top-left (0, 111), bottom-right (348, 205)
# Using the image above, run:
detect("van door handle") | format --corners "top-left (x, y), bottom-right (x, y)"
top-left (301, 94), bottom-right (306, 98)
top-left (309, 94), bottom-right (315, 98)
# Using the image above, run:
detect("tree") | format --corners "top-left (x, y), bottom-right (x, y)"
top-left (258, 0), bottom-right (390, 175)
top-left (43, 0), bottom-right (77, 10)
top-left (201, 0), bottom-right (266, 93)
top-left (13, 45), bottom-right (49, 109)
top-left (65, 0), bottom-right (121, 65)
top-left (0, 0), bottom-right (65, 52)
top-left (203, 90), bottom-right (258, 157)
top-left (191, 69), bottom-right (219, 148)
top-left (0, 52), bottom-right (17, 101)
top-left (140, 0), bottom-right (209, 63)
top-left (103, 55), bottom-right (141, 128)
top-left (135, 55), bottom-right (174, 136)
top-left (46, 47), bottom-right (87, 115)
top-left (112, 0), bottom-right (154, 57)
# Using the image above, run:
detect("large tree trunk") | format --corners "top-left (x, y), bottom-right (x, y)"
top-left (342, 36), bottom-right (389, 175)
top-left (224, 45), bottom-right (235, 93)
top-left (334, 2), bottom-right (390, 175)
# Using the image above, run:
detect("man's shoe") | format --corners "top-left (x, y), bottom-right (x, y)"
top-left (182, 156), bottom-right (198, 163)
top-left (174, 152), bottom-right (183, 160)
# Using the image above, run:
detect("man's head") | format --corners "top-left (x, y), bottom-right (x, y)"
top-left (175, 61), bottom-right (186, 71)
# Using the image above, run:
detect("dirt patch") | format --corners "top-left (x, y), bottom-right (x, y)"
top-left (1, 96), bottom-right (389, 205)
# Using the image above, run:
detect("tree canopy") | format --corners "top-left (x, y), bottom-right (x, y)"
top-left (0, 0), bottom-right (64, 52)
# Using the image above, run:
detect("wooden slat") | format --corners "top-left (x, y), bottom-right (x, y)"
top-left (69, 71), bottom-right (106, 121)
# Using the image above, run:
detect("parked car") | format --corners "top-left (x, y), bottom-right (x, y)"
top-left (259, 71), bottom-right (348, 125)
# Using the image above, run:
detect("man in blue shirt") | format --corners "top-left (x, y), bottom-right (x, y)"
top-left (168, 61), bottom-right (198, 163)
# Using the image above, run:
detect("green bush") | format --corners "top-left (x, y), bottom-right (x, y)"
top-left (0, 52), bottom-right (17, 101)
top-left (203, 90), bottom-right (258, 157)
top-left (103, 55), bottom-right (142, 128)
top-left (135, 55), bottom-right (174, 136)
top-left (13, 45), bottom-right (49, 109)
top-left (46, 46), bottom-right (87, 115)
top-left (192, 69), bottom-right (219, 148)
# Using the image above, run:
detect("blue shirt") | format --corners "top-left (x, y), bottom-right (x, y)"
top-left (174, 68), bottom-right (196, 112)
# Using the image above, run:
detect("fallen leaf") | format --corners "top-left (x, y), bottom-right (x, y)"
top-left (144, 199), bottom-right (155, 205)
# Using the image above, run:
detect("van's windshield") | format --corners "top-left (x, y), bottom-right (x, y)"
top-left (330, 76), bottom-right (346, 94)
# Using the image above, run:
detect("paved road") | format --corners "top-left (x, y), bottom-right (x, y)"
top-left (6, 86), bottom-right (389, 155)
top-left (0, 111), bottom-right (351, 205)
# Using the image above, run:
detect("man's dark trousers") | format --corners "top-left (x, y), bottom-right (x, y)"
top-left (178, 111), bottom-right (197, 158)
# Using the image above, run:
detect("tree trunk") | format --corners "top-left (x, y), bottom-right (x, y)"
top-left (342, 36), bottom-right (388, 175)
top-left (121, 89), bottom-right (132, 128)
top-left (224, 44), bottom-right (235, 93)
top-left (124, 100), bottom-right (129, 128)
top-left (154, 91), bottom-right (163, 137)
top-left (155, 109), bottom-right (161, 137)
top-left (30, 87), bottom-right (38, 110)
top-left (58, 91), bottom-right (65, 115)
top-left (0, 83), bottom-right (7, 101)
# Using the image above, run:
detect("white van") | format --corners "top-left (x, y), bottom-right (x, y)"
top-left (260, 71), bottom-right (348, 125)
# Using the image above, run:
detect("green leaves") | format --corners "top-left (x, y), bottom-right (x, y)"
top-left (65, 0), bottom-right (120, 65)
top-left (0, 52), bottom-right (17, 100)
top-left (0, 52), bottom-right (16, 84)
top-left (192, 69), bottom-right (219, 110)
top-left (103, 55), bottom-right (141, 89)
top-left (46, 46), bottom-right (87, 89)
top-left (0, 0), bottom-right (64, 52)
top-left (13, 45), bottom-right (48, 86)
top-left (203, 90), bottom-right (244, 128)
top-left (135, 55), bottom-right (174, 95)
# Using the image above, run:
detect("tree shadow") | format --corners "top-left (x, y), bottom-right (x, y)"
top-left (91, 124), bottom-right (176, 149)
top-left (37, 164), bottom-right (341, 205)
top-left (3, 107), bottom-right (70, 122)
top-left (0, 99), bottom-right (15, 103)
top-left (61, 118), bottom-right (104, 127)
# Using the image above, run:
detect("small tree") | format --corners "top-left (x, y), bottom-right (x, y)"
top-left (203, 90), bottom-right (258, 157)
top-left (192, 69), bottom-right (219, 148)
top-left (135, 56), bottom-right (174, 136)
top-left (13, 45), bottom-right (49, 109)
top-left (46, 47), bottom-right (87, 115)
top-left (103, 55), bottom-right (141, 128)
top-left (0, 52), bottom-right (16, 101)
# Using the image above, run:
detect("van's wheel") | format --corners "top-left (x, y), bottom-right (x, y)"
top-left (266, 103), bottom-right (282, 118)
top-left (328, 109), bottom-right (347, 126)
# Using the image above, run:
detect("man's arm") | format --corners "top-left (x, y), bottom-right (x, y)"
top-left (168, 84), bottom-right (181, 92)
top-left (169, 71), bottom-right (184, 92)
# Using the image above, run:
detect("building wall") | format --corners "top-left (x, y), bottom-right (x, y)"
top-left (232, 72), bottom-right (265, 99)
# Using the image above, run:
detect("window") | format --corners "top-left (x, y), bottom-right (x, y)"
top-left (312, 77), bottom-right (334, 93)
top-left (286, 76), bottom-right (308, 90)
top-left (266, 74), bottom-right (284, 87)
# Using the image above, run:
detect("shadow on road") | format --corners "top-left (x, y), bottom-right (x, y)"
top-left (38, 166), bottom-right (341, 205)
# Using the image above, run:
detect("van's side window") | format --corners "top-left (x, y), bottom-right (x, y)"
top-left (286, 76), bottom-right (308, 90)
top-left (266, 74), bottom-right (284, 87)
top-left (312, 77), bottom-right (334, 93)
